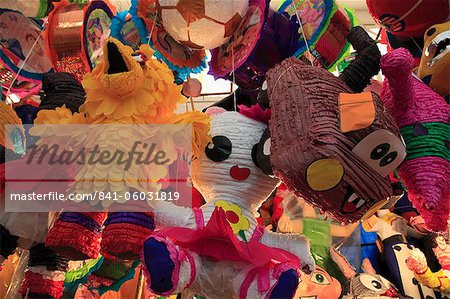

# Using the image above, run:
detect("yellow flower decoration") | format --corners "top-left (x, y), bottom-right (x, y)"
top-left (80, 38), bottom-right (183, 124)
top-left (215, 200), bottom-right (250, 235)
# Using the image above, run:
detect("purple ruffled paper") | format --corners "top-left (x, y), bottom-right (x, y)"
top-left (58, 212), bottom-right (102, 233)
top-left (104, 212), bottom-right (155, 230)
top-left (209, 1), bottom-right (299, 90)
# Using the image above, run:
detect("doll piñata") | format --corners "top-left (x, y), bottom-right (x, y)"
top-left (294, 265), bottom-right (342, 299)
top-left (330, 246), bottom-right (400, 298)
top-left (261, 26), bottom-right (407, 223)
top-left (141, 108), bottom-right (314, 299)
top-left (417, 21), bottom-right (450, 102)
top-left (407, 236), bottom-right (450, 296)
top-left (381, 48), bottom-right (450, 232)
top-left (363, 211), bottom-right (437, 298)
top-left (43, 38), bottom-right (207, 260)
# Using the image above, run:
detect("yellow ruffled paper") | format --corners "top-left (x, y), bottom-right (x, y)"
top-left (80, 40), bottom-right (184, 124)
top-left (34, 106), bottom-right (90, 125)
top-left (168, 111), bottom-right (211, 159)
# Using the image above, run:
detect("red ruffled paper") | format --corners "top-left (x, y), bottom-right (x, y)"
top-left (19, 271), bottom-right (64, 299)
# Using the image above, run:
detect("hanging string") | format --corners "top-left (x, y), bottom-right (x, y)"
top-left (410, 37), bottom-right (423, 55)
top-left (396, 0), bottom-right (424, 23)
top-left (147, 15), bottom-right (157, 46)
top-left (189, 96), bottom-right (195, 111)
top-left (291, 0), bottom-right (314, 66)
top-left (375, 27), bottom-right (382, 42)
top-left (231, 44), bottom-right (237, 111)
top-left (5, 18), bottom-right (48, 106)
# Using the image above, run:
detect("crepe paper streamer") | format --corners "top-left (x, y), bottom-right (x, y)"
top-left (136, 0), bottom-right (207, 83)
top-left (366, 0), bottom-right (449, 38)
top-left (0, 0), bottom-right (50, 18)
top-left (278, 0), bottom-right (355, 70)
top-left (0, 9), bottom-right (53, 82)
top-left (210, 0), bottom-right (301, 91)
top-left (46, 0), bottom-right (114, 80)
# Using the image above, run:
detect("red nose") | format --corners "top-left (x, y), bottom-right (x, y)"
top-left (230, 165), bottom-right (251, 181)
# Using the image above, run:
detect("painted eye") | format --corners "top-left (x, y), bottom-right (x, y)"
top-left (370, 143), bottom-right (390, 160)
top-left (360, 274), bottom-right (384, 292)
top-left (311, 272), bottom-right (330, 285)
top-left (372, 280), bottom-right (382, 289)
top-left (379, 151), bottom-right (398, 167)
top-left (426, 27), bottom-right (436, 37)
top-left (352, 130), bottom-right (407, 177)
top-left (205, 136), bottom-right (232, 162)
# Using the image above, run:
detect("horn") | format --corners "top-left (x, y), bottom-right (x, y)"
top-left (339, 26), bottom-right (381, 92)
top-left (330, 246), bottom-right (357, 279)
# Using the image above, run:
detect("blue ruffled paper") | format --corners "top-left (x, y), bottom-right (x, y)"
top-left (129, 0), bottom-right (206, 83)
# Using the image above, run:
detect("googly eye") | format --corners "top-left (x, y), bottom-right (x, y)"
top-left (379, 151), bottom-right (398, 167)
top-left (370, 143), bottom-right (390, 160)
top-left (252, 127), bottom-right (273, 175)
top-left (257, 80), bottom-right (270, 109)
